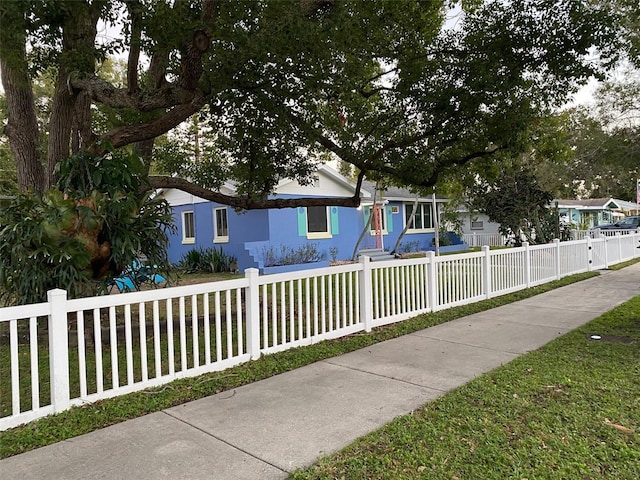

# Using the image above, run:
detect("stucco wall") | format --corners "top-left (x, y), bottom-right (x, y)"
top-left (167, 197), bottom-right (464, 273)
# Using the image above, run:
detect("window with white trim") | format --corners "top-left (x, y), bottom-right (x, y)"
top-left (366, 205), bottom-right (387, 234)
top-left (182, 210), bottom-right (195, 244)
top-left (470, 215), bottom-right (484, 230)
top-left (404, 203), bottom-right (433, 232)
top-left (306, 206), bottom-right (331, 238)
top-left (213, 207), bottom-right (229, 243)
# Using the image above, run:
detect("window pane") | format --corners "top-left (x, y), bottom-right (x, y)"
top-left (307, 206), bottom-right (328, 233)
top-left (183, 211), bottom-right (195, 238)
top-left (405, 204), bottom-right (419, 229)
top-left (414, 206), bottom-right (423, 229)
top-left (215, 208), bottom-right (228, 237)
top-left (423, 205), bottom-right (432, 229)
top-left (411, 205), bottom-right (423, 229)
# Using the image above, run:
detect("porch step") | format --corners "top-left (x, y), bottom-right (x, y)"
top-left (358, 248), bottom-right (396, 262)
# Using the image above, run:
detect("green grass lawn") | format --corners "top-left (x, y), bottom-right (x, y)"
top-left (291, 295), bottom-right (640, 480)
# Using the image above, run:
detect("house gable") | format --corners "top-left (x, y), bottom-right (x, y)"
top-left (160, 183), bottom-right (236, 207)
top-left (275, 165), bottom-right (371, 198)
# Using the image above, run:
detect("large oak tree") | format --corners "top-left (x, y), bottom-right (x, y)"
top-left (0, 0), bottom-right (620, 209)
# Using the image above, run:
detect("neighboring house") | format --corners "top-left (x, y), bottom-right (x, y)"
top-left (454, 204), bottom-right (505, 246)
top-left (456, 207), bottom-right (501, 237)
top-left (359, 180), bottom-right (464, 254)
top-left (162, 166), bottom-right (465, 273)
top-left (613, 199), bottom-right (640, 217)
top-left (555, 198), bottom-right (624, 228)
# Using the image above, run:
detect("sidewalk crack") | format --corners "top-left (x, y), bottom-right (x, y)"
top-left (161, 410), bottom-right (290, 474)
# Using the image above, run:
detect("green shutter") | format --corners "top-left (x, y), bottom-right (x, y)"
top-left (297, 207), bottom-right (307, 236)
top-left (386, 206), bottom-right (393, 232)
top-left (363, 206), bottom-right (371, 228)
top-left (330, 207), bottom-right (339, 234)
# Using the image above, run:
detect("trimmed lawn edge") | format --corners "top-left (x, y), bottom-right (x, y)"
top-left (606, 257), bottom-right (640, 270)
top-left (0, 271), bottom-right (598, 458)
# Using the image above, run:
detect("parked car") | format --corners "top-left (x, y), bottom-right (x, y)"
top-left (594, 215), bottom-right (640, 230)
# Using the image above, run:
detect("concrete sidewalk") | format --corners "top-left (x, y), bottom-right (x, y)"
top-left (2, 264), bottom-right (639, 479)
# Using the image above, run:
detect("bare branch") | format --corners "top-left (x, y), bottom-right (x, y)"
top-left (69, 74), bottom-right (197, 111)
top-left (202, 0), bottom-right (218, 22)
top-left (150, 175), bottom-right (363, 209)
top-left (100, 94), bottom-right (207, 149)
top-left (377, 146), bottom-right (503, 188)
top-left (127, 1), bottom-right (143, 93)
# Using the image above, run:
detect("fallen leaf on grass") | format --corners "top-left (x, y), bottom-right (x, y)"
top-left (604, 418), bottom-right (634, 434)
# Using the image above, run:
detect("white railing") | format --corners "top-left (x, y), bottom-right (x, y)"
top-left (462, 232), bottom-right (508, 247)
top-left (587, 228), bottom-right (640, 237)
top-left (1, 232), bottom-right (639, 430)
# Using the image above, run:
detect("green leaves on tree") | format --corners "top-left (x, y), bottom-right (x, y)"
top-left (0, 148), bottom-right (174, 305)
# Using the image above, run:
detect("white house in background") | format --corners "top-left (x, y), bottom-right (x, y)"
top-left (455, 205), bottom-right (504, 246)
top-left (613, 199), bottom-right (640, 216)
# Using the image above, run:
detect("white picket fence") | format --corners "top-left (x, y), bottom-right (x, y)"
top-left (1, 233), bottom-right (639, 431)
top-left (462, 232), bottom-right (507, 247)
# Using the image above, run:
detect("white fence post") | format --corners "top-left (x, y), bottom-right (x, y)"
top-left (523, 241), bottom-right (531, 288)
top-left (48, 289), bottom-right (70, 413)
top-left (586, 236), bottom-right (593, 271)
top-left (359, 256), bottom-right (373, 332)
top-left (425, 251), bottom-right (437, 312)
top-left (616, 233), bottom-right (622, 263)
top-left (482, 245), bottom-right (491, 299)
top-left (244, 268), bottom-right (261, 360)
top-left (554, 239), bottom-right (561, 279)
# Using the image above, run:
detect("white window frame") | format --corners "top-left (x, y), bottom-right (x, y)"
top-left (182, 210), bottom-right (195, 244)
top-left (306, 205), bottom-right (332, 239)
top-left (213, 207), bottom-right (229, 243)
top-left (470, 215), bottom-right (484, 230)
top-left (403, 203), bottom-right (435, 233)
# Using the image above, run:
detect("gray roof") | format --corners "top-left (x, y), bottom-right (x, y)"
top-left (554, 198), bottom-right (620, 209)
top-left (361, 179), bottom-right (447, 201)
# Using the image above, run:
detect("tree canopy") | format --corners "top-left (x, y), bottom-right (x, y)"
top-left (0, 0), bottom-right (621, 208)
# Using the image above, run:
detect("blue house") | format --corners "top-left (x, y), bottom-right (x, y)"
top-left (162, 165), bottom-right (465, 273)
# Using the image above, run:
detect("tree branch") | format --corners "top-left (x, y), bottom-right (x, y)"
top-left (99, 94), bottom-right (208, 149)
top-left (202, 0), bottom-right (218, 22)
top-left (69, 74), bottom-right (197, 111)
top-left (127, 1), bottom-right (143, 93)
top-left (390, 146), bottom-right (503, 188)
top-left (370, 130), bottom-right (434, 163)
top-left (150, 175), bottom-right (363, 209)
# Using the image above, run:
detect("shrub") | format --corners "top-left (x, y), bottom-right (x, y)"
top-left (178, 247), bottom-right (236, 273)
top-left (262, 243), bottom-right (324, 267)
top-left (0, 149), bottom-right (174, 305)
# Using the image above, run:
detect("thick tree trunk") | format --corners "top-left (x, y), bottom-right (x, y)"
top-left (0, 6), bottom-right (45, 192)
top-left (46, 72), bottom-right (75, 187)
top-left (46, 3), bottom-right (100, 186)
